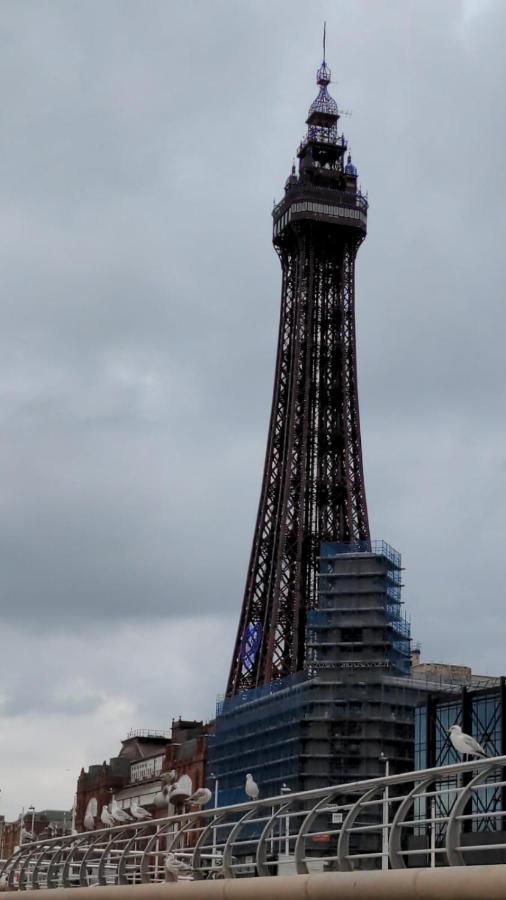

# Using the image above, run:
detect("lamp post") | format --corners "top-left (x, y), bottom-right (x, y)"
top-left (379, 753), bottom-right (389, 871)
top-left (208, 773), bottom-right (219, 868)
top-left (18, 807), bottom-right (25, 849)
top-left (28, 805), bottom-right (36, 840)
top-left (280, 783), bottom-right (292, 858)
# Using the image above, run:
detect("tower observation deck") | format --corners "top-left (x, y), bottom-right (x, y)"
top-left (227, 56), bottom-right (370, 697)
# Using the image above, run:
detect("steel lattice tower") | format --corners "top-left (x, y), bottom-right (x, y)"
top-left (227, 57), bottom-right (370, 696)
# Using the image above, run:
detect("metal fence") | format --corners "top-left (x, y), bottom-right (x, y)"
top-left (2, 755), bottom-right (506, 890)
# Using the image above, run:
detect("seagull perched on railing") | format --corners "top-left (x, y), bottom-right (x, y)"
top-left (111, 801), bottom-right (133, 824)
top-left (129, 799), bottom-right (152, 820)
top-left (448, 724), bottom-right (487, 759)
top-left (164, 852), bottom-right (191, 883)
top-left (187, 787), bottom-right (212, 808)
top-left (100, 805), bottom-right (116, 828)
top-left (245, 773), bottom-right (259, 800)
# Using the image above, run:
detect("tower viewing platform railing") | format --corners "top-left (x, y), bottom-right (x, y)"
top-left (3, 756), bottom-right (506, 890)
top-left (272, 186), bottom-right (368, 226)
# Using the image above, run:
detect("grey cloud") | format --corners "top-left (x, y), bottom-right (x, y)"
top-left (0, 0), bottom-right (504, 758)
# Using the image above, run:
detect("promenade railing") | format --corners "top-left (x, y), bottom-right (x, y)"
top-left (2, 755), bottom-right (506, 890)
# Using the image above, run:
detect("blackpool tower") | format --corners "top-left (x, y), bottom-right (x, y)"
top-left (227, 55), bottom-right (370, 697)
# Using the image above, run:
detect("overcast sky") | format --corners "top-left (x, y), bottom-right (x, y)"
top-left (1, 0), bottom-right (505, 820)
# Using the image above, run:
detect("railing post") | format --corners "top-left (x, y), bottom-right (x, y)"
top-left (429, 794), bottom-right (436, 868)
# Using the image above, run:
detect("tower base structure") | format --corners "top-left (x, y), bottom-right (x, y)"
top-left (210, 541), bottom-right (424, 805)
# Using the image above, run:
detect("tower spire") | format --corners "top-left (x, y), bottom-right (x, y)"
top-left (323, 20), bottom-right (326, 63)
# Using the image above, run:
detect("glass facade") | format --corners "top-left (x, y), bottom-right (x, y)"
top-left (415, 683), bottom-right (505, 831)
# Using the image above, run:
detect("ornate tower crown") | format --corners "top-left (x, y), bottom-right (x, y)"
top-left (307, 61), bottom-right (338, 121)
top-left (316, 60), bottom-right (331, 85)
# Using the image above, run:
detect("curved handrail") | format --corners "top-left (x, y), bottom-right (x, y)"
top-left (336, 786), bottom-right (379, 871)
top-left (45, 841), bottom-right (70, 889)
top-left (78, 830), bottom-right (110, 887)
top-left (192, 812), bottom-right (227, 879)
top-left (446, 762), bottom-right (496, 866)
top-left (18, 845), bottom-right (45, 891)
top-left (389, 776), bottom-right (434, 869)
top-left (294, 791), bottom-right (337, 874)
top-left (256, 800), bottom-right (294, 877)
top-left (117, 823), bottom-right (155, 885)
top-left (31, 843), bottom-right (60, 890)
top-left (60, 835), bottom-right (90, 888)
top-left (222, 808), bottom-right (258, 879)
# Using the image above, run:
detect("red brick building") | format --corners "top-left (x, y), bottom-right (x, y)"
top-left (1, 810), bottom-right (71, 860)
top-left (75, 719), bottom-right (213, 831)
top-left (162, 719), bottom-right (210, 794)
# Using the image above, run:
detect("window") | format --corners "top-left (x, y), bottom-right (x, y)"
top-left (341, 627), bottom-right (363, 643)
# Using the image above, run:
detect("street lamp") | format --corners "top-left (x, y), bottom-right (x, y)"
top-left (17, 807), bottom-right (24, 848)
top-left (28, 805), bottom-right (35, 839)
top-left (280, 783), bottom-right (292, 858)
top-left (208, 773), bottom-right (219, 868)
top-left (379, 753), bottom-right (389, 871)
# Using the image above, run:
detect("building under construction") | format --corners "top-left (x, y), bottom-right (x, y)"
top-left (209, 540), bottom-right (417, 805)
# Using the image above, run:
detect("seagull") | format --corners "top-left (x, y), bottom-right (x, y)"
top-left (245, 773), bottom-right (259, 800)
top-left (111, 801), bottom-right (133, 824)
top-left (449, 724), bottom-right (487, 759)
top-left (161, 769), bottom-right (177, 785)
top-left (187, 787), bottom-right (212, 807)
top-left (83, 813), bottom-right (95, 831)
top-left (100, 805), bottom-right (116, 828)
top-left (130, 799), bottom-right (152, 820)
top-left (164, 852), bottom-right (189, 883)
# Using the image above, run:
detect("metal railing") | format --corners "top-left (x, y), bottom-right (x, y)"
top-left (272, 187), bottom-right (368, 224)
top-left (124, 730), bottom-right (171, 740)
top-left (2, 756), bottom-right (506, 890)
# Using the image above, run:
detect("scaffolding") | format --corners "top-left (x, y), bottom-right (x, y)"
top-left (210, 541), bottom-right (420, 817)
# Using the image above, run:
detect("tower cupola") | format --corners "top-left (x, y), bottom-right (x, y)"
top-left (307, 61), bottom-right (338, 121)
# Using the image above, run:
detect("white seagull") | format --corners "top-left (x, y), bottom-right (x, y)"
top-left (130, 799), bottom-right (152, 820)
top-left (449, 724), bottom-right (487, 759)
top-left (83, 813), bottom-right (95, 831)
top-left (164, 852), bottom-right (189, 883)
top-left (161, 769), bottom-right (177, 785)
top-left (111, 801), bottom-right (133, 824)
top-left (187, 787), bottom-right (212, 807)
top-left (100, 805), bottom-right (116, 828)
top-left (245, 773), bottom-right (259, 800)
